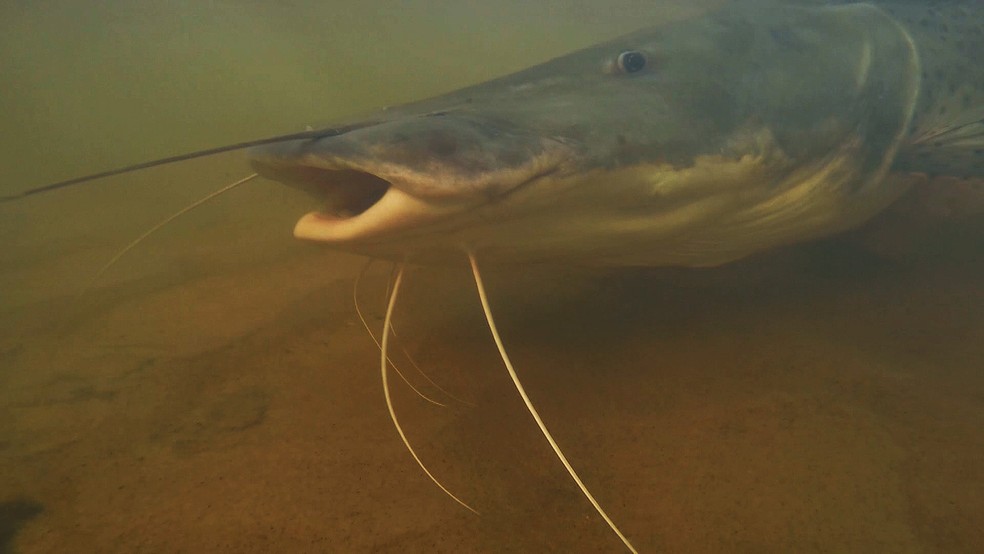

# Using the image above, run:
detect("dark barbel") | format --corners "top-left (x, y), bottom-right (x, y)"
top-left (0, 125), bottom-right (362, 202)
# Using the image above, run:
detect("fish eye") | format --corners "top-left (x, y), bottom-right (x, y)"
top-left (616, 50), bottom-right (647, 73)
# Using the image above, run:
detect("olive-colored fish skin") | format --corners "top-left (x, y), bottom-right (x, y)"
top-left (248, 0), bottom-right (981, 266)
top-left (853, 0), bottom-right (984, 179)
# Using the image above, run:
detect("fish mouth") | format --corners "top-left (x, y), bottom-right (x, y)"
top-left (303, 169), bottom-right (391, 220)
top-left (288, 167), bottom-right (409, 243)
top-left (248, 115), bottom-right (576, 246)
top-left (248, 159), bottom-right (453, 243)
top-left (279, 165), bottom-right (395, 223)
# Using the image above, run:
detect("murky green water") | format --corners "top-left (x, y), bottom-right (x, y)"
top-left (1, 1), bottom-right (982, 552)
top-left (0, 0), bottom-right (713, 304)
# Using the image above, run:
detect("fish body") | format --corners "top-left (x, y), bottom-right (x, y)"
top-left (249, 0), bottom-right (982, 266)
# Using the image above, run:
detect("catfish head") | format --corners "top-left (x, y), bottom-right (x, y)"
top-left (192, 3), bottom-right (932, 265)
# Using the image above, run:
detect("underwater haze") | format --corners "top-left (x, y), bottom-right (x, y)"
top-left (1, 1), bottom-right (983, 552)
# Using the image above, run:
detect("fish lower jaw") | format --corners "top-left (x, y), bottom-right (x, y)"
top-left (292, 187), bottom-right (447, 243)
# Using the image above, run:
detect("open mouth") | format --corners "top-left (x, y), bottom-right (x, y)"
top-left (311, 169), bottom-right (391, 220)
top-left (250, 159), bottom-right (449, 243)
top-left (247, 120), bottom-right (575, 244)
top-left (269, 165), bottom-right (393, 221)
